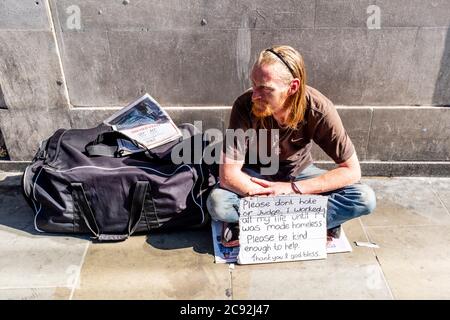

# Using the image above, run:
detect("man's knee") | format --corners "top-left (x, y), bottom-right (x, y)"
top-left (356, 184), bottom-right (377, 216)
top-left (206, 187), bottom-right (240, 223)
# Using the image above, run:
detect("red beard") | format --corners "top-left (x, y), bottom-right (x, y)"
top-left (251, 102), bottom-right (273, 118)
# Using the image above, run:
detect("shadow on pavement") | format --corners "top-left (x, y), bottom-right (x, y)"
top-left (0, 174), bottom-right (88, 240)
top-left (0, 174), bottom-right (41, 235)
top-left (146, 226), bottom-right (214, 256)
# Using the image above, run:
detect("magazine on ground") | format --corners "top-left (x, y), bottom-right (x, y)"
top-left (103, 93), bottom-right (182, 150)
top-left (211, 220), bottom-right (352, 264)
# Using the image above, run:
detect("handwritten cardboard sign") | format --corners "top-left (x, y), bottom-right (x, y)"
top-left (237, 195), bottom-right (327, 264)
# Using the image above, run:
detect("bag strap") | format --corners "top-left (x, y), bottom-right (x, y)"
top-left (71, 181), bottom-right (149, 241)
top-left (71, 183), bottom-right (100, 238)
top-left (128, 181), bottom-right (149, 235)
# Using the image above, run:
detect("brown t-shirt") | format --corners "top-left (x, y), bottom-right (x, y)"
top-left (223, 86), bottom-right (355, 181)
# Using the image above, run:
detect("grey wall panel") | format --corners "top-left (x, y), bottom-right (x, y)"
top-left (55, 31), bottom-right (120, 107)
top-left (367, 107), bottom-right (450, 161)
top-left (55, 26), bottom-right (450, 108)
top-left (406, 28), bottom-right (450, 105)
top-left (0, 109), bottom-right (71, 160)
top-left (165, 108), bottom-right (228, 132)
top-left (51, 0), bottom-right (315, 32)
top-left (51, 1), bottom-right (450, 107)
top-left (433, 29), bottom-right (450, 105)
top-left (69, 108), bottom-right (115, 129)
top-left (311, 28), bottom-right (419, 105)
top-left (59, 29), bottom-right (242, 107)
top-left (0, 31), bottom-right (69, 111)
top-left (316, 0), bottom-right (450, 28)
top-left (0, 0), bottom-right (50, 30)
top-left (377, 0), bottom-right (450, 27)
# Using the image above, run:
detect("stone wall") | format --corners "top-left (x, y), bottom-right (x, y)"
top-left (0, 0), bottom-right (449, 174)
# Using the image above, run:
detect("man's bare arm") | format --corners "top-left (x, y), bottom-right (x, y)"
top-left (292, 152), bottom-right (361, 194)
top-left (219, 152), bottom-right (271, 196)
top-left (221, 151), bottom-right (361, 196)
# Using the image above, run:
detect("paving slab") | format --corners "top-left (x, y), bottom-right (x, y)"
top-left (72, 229), bottom-right (230, 299)
top-left (0, 229), bottom-right (88, 290)
top-left (361, 177), bottom-right (450, 227)
top-left (0, 172), bottom-right (22, 189)
top-left (428, 178), bottom-right (450, 214)
top-left (0, 287), bottom-right (71, 300)
top-left (0, 179), bottom-right (89, 292)
top-left (0, 30), bottom-right (69, 111)
top-left (232, 219), bottom-right (392, 300)
top-left (366, 225), bottom-right (450, 299)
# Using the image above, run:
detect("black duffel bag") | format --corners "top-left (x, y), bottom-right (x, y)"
top-left (22, 123), bottom-right (217, 241)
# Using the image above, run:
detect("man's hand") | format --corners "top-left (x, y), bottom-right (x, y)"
top-left (247, 177), bottom-right (294, 196)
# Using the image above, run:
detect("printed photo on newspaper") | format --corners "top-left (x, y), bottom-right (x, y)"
top-left (103, 93), bottom-right (182, 150)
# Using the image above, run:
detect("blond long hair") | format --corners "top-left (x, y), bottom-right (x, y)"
top-left (254, 45), bottom-right (308, 129)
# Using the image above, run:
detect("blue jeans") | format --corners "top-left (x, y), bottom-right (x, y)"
top-left (206, 164), bottom-right (376, 229)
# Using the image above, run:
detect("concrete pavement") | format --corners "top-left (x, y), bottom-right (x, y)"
top-left (1, 172), bottom-right (450, 300)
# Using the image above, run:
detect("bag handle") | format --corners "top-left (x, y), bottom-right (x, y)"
top-left (128, 181), bottom-right (149, 235)
top-left (71, 181), bottom-right (149, 241)
top-left (85, 131), bottom-right (145, 157)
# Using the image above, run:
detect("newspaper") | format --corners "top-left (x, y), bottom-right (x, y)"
top-left (103, 93), bottom-right (182, 150)
top-left (325, 228), bottom-right (352, 254)
top-left (211, 219), bottom-right (352, 264)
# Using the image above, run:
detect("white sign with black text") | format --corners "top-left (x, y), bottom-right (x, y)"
top-left (237, 195), bottom-right (328, 264)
